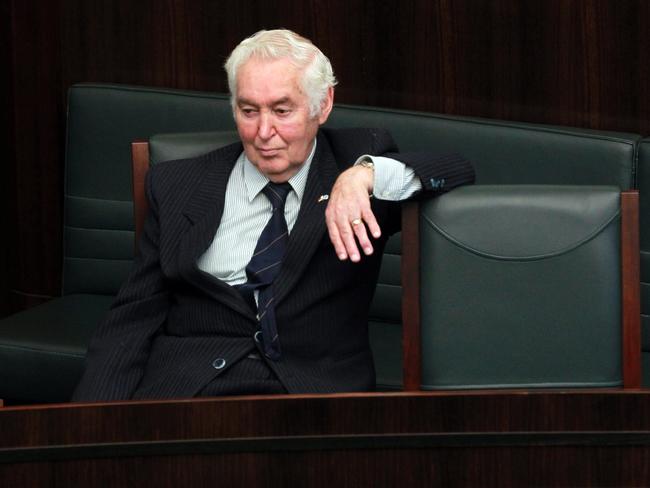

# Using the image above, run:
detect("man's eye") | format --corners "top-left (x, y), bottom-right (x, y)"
top-left (275, 108), bottom-right (291, 116)
top-left (241, 108), bottom-right (257, 116)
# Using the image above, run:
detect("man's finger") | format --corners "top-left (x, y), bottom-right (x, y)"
top-left (326, 214), bottom-right (348, 260)
top-left (352, 218), bottom-right (374, 256)
top-left (362, 207), bottom-right (381, 240)
top-left (339, 218), bottom-right (362, 262)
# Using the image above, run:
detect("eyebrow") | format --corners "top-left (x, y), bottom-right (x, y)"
top-left (272, 97), bottom-right (292, 106)
top-left (237, 96), bottom-right (293, 107)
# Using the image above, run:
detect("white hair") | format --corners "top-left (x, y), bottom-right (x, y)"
top-left (224, 29), bottom-right (337, 118)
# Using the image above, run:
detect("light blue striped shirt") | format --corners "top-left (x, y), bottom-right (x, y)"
top-left (197, 139), bottom-right (421, 285)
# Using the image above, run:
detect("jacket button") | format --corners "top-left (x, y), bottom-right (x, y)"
top-left (212, 358), bottom-right (226, 370)
top-left (254, 330), bottom-right (262, 343)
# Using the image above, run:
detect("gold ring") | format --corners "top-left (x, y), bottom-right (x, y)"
top-left (351, 218), bottom-right (362, 226)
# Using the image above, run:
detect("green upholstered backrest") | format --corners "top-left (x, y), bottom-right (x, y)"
top-left (149, 131), bottom-right (240, 166)
top-left (418, 185), bottom-right (622, 389)
top-left (63, 84), bottom-right (235, 296)
top-left (326, 105), bottom-right (639, 187)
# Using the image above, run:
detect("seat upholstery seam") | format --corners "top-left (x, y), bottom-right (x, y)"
top-left (66, 194), bottom-right (132, 204)
top-left (64, 224), bottom-right (133, 233)
top-left (74, 83), bottom-right (230, 100)
top-left (64, 256), bottom-right (132, 262)
top-left (422, 209), bottom-right (621, 262)
top-left (0, 343), bottom-right (84, 358)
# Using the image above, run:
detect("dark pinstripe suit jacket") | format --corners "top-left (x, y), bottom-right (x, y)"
top-left (72, 128), bottom-right (474, 401)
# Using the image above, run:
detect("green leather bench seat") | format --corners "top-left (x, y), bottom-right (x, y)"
top-left (0, 295), bottom-right (114, 402)
top-left (0, 83), bottom-right (643, 402)
top-left (419, 185), bottom-right (623, 389)
top-left (0, 84), bottom-right (238, 403)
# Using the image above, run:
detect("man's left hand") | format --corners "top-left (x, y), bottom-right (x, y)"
top-left (325, 164), bottom-right (380, 262)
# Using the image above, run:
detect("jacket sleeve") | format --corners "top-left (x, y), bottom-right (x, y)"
top-left (322, 127), bottom-right (475, 237)
top-left (321, 126), bottom-right (475, 194)
top-left (382, 150), bottom-right (475, 197)
top-left (71, 169), bottom-right (170, 401)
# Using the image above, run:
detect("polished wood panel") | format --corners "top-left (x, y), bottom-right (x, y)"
top-left (5, 0), bottom-right (64, 314)
top-left (401, 202), bottom-right (421, 391)
top-left (131, 141), bottom-right (150, 251)
top-left (1, 391), bottom-right (650, 486)
top-left (4, 0), bottom-right (650, 315)
top-left (622, 191), bottom-right (642, 387)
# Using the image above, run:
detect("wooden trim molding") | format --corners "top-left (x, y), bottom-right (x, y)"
top-left (621, 190), bottom-right (641, 388)
top-left (131, 140), bottom-right (151, 251)
top-left (401, 201), bottom-right (421, 391)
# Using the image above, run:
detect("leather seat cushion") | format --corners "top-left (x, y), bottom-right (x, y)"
top-left (0, 294), bottom-right (113, 402)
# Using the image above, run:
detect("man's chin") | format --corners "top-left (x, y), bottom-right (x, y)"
top-left (250, 151), bottom-right (285, 165)
top-left (254, 161), bottom-right (292, 181)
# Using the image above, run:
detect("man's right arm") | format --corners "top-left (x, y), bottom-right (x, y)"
top-left (324, 131), bottom-right (474, 263)
top-left (71, 170), bottom-right (170, 402)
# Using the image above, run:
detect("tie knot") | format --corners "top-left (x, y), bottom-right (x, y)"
top-left (262, 182), bottom-right (292, 210)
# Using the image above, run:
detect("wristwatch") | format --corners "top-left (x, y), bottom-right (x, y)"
top-left (358, 157), bottom-right (375, 197)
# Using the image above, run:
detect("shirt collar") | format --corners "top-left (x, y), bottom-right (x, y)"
top-left (242, 139), bottom-right (317, 203)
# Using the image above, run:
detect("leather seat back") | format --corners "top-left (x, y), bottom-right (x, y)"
top-left (63, 84), bottom-right (235, 296)
top-left (418, 185), bottom-right (623, 388)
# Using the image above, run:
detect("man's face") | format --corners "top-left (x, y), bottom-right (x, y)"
top-left (234, 56), bottom-right (333, 182)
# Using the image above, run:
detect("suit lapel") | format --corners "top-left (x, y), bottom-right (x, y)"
top-left (177, 143), bottom-right (256, 319)
top-left (273, 132), bottom-right (341, 304)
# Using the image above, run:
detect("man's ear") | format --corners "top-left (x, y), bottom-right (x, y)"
top-left (318, 87), bottom-right (335, 125)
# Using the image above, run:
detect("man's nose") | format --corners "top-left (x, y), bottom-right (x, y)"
top-left (258, 112), bottom-right (275, 140)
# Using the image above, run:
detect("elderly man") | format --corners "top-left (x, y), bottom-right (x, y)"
top-left (72, 29), bottom-right (474, 401)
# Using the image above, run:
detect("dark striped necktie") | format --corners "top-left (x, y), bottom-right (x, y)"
top-left (236, 181), bottom-right (292, 360)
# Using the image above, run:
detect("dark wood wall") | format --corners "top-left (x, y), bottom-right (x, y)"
top-left (2, 0), bottom-right (649, 316)
top-left (1, 0), bottom-right (12, 315)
